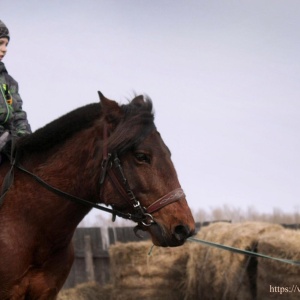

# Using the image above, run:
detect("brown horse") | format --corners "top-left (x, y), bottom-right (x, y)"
top-left (0, 92), bottom-right (195, 299)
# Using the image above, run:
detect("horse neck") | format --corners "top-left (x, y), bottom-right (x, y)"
top-left (46, 126), bottom-right (102, 188)
top-left (20, 126), bottom-right (104, 233)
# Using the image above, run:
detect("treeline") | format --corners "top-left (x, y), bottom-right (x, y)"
top-left (80, 205), bottom-right (300, 227)
top-left (194, 204), bottom-right (300, 224)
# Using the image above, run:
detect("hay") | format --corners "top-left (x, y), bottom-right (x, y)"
top-left (108, 240), bottom-right (191, 300)
top-left (185, 222), bottom-right (283, 300)
top-left (57, 282), bottom-right (111, 300)
top-left (59, 221), bottom-right (299, 300)
top-left (257, 229), bottom-right (300, 300)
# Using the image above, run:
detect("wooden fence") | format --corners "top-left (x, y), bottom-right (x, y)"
top-left (63, 226), bottom-right (151, 289)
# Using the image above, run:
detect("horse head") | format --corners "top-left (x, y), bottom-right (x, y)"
top-left (98, 92), bottom-right (195, 247)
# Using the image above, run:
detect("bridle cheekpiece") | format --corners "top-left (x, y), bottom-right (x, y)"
top-left (99, 122), bottom-right (185, 227)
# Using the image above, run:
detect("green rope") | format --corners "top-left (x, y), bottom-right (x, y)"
top-left (148, 244), bottom-right (155, 256)
top-left (188, 237), bottom-right (300, 266)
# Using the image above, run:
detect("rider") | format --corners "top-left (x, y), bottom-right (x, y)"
top-left (0, 20), bottom-right (31, 152)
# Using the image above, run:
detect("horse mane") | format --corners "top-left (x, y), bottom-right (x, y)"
top-left (16, 103), bottom-right (102, 154)
top-left (16, 95), bottom-right (155, 156)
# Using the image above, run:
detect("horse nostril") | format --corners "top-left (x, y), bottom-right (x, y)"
top-left (174, 224), bottom-right (191, 241)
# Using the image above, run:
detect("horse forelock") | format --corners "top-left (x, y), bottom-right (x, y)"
top-left (107, 95), bottom-right (156, 154)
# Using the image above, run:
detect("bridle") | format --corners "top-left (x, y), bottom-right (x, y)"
top-left (98, 122), bottom-right (185, 226)
top-left (1, 124), bottom-right (185, 228)
top-left (99, 151), bottom-right (185, 226)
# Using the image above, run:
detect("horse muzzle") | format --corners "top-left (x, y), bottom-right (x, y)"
top-left (147, 222), bottom-right (195, 247)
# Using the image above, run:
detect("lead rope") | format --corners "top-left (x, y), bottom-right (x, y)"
top-left (147, 237), bottom-right (300, 266)
top-left (187, 236), bottom-right (300, 266)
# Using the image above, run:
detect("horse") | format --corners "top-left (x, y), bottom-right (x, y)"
top-left (0, 92), bottom-right (195, 299)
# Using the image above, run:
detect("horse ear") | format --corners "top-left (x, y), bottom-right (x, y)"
top-left (98, 91), bottom-right (123, 125)
top-left (131, 95), bottom-right (145, 106)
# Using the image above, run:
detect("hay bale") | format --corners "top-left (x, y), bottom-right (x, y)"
top-left (257, 229), bottom-right (300, 300)
top-left (57, 282), bottom-right (111, 300)
top-left (185, 222), bottom-right (283, 300)
top-left (109, 288), bottom-right (181, 300)
top-left (109, 240), bottom-right (191, 300)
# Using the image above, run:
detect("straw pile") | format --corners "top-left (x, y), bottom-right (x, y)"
top-left (184, 222), bottom-right (283, 300)
top-left (108, 240), bottom-right (191, 300)
top-left (57, 282), bottom-right (111, 300)
top-left (257, 229), bottom-right (300, 300)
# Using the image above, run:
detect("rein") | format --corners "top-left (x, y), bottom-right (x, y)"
top-left (13, 157), bottom-right (184, 225)
top-left (14, 163), bottom-right (142, 222)
top-left (1, 123), bottom-right (184, 226)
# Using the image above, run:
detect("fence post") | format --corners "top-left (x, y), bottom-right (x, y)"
top-left (84, 234), bottom-right (95, 282)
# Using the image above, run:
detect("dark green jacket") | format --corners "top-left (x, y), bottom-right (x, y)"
top-left (0, 62), bottom-right (31, 138)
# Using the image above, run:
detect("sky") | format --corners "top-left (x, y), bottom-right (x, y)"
top-left (2, 1), bottom-right (300, 223)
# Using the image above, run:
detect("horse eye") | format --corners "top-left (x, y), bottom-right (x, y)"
top-left (134, 152), bottom-right (151, 164)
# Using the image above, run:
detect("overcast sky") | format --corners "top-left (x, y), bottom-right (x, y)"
top-left (2, 1), bottom-right (300, 222)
